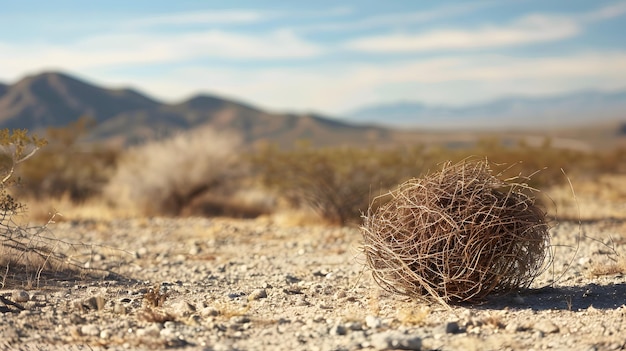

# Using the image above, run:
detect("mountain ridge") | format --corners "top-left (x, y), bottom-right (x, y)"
top-left (0, 71), bottom-right (623, 149)
top-left (0, 71), bottom-right (392, 148)
top-left (345, 90), bottom-right (626, 129)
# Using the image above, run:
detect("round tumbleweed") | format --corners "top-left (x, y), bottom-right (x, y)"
top-left (361, 159), bottom-right (550, 304)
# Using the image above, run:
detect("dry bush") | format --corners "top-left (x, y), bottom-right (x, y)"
top-left (104, 127), bottom-right (247, 217)
top-left (15, 117), bottom-right (118, 202)
top-left (251, 144), bottom-right (428, 225)
top-left (0, 130), bottom-right (94, 288)
top-left (361, 159), bottom-right (551, 305)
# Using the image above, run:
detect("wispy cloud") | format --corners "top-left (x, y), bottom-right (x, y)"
top-left (117, 51), bottom-right (626, 113)
top-left (346, 14), bottom-right (579, 53)
top-left (297, 1), bottom-right (497, 33)
top-left (0, 29), bottom-right (322, 75)
top-left (124, 10), bottom-right (272, 28)
top-left (345, 1), bottom-right (626, 53)
top-left (581, 0), bottom-right (626, 22)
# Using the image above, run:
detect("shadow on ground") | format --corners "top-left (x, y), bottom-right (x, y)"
top-left (478, 281), bottom-right (626, 311)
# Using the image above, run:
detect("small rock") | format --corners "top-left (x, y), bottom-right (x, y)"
top-left (100, 329), bottom-right (112, 339)
top-left (227, 292), bottom-right (245, 299)
top-left (365, 315), bottom-right (382, 329)
top-left (12, 290), bottom-right (29, 303)
top-left (331, 323), bottom-right (348, 336)
top-left (76, 296), bottom-right (106, 312)
top-left (534, 320), bottom-right (559, 334)
top-left (333, 290), bottom-right (347, 299)
top-left (136, 324), bottom-right (161, 338)
top-left (248, 288), bottom-right (268, 300)
top-left (113, 303), bottom-right (127, 314)
top-left (505, 322), bottom-right (521, 332)
top-left (135, 247), bottom-right (148, 258)
top-left (80, 324), bottom-right (101, 337)
top-left (189, 245), bottom-right (201, 255)
top-left (370, 331), bottom-right (422, 350)
top-left (231, 316), bottom-right (251, 324)
top-left (346, 322), bottom-right (363, 331)
top-left (171, 300), bottom-right (196, 316)
top-left (445, 321), bottom-right (461, 334)
top-left (285, 274), bottom-right (302, 284)
top-left (201, 307), bottom-right (220, 317)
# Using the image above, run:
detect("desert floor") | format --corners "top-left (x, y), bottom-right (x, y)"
top-left (1, 216), bottom-right (626, 351)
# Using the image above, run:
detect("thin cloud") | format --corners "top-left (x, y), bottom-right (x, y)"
top-left (117, 51), bottom-right (626, 113)
top-left (581, 0), bottom-right (626, 22)
top-left (297, 1), bottom-right (498, 33)
top-left (122, 6), bottom-right (352, 29)
top-left (0, 29), bottom-right (323, 73)
top-left (125, 10), bottom-right (271, 28)
top-left (346, 14), bottom-right (579, 53)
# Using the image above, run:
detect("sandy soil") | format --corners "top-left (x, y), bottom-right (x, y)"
top-left (1, 216), bottom-right (626, 351)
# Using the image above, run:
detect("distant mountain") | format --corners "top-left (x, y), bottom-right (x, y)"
top-left (345, 91), bottom-right (626, 129)
top-left (1, 71), bottom-right (623, 150)
top-left (0, 72), bottom-right (161, 131)
top-left (0, 83), bottom-right (7, 98)
top-left (90, 94), bottom-right (388, 148)
top-left (0, 71), bottom-right (392, 148)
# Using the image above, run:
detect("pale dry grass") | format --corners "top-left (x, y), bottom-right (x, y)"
top-left (547, 174), bottom-right (626, 220)
top-left (263, 208), bottom-right (329, 227)
top-left (22, 193), bottom-right (139, 223)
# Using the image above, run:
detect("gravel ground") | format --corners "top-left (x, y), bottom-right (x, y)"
top-left (1, 217), bottom-right (626, 351)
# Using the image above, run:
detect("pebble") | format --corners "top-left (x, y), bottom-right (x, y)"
top-left (248, 288), bottom-right (268, 300)
top-left (12, 290), bottom-right (29, 303)
top-left (136, 324), bottom-right (162, 338)
top-left (505, 322), bottom-right (521, 332)
top-left (445, 321), bottom-right (461, 334)
top-left (366, 315), bottom-right (382, 329)
top-left (534, 320), bottom-right (560, 334)
top-left (331, 323), bottom-right (347, 336)
top-left (370, 331), bottom-right (422, 350)
top-left (170, 300), bottom-right (196, 316)
top-left (80, 324), bottom-right (101, 337)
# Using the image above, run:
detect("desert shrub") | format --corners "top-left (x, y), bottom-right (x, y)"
top-left (15, 116), bottom-right (119, 201)
top-left (361, 159), bottom-right (551, 305)
top-left (250, 143), bottom-right (429, 225)
top-left (0, 129), bottom-right (90, 288)
top-left (104, 127), bottom-right (246, 216)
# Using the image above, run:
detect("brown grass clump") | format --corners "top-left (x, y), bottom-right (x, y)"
top-left (361, 159), bottom-right (551, 305)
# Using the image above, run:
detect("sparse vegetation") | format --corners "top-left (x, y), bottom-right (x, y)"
top-left (0, 129), bottom-right (89, 288)
top-left (104, 126), bottom-right (248, 217)
top-left (9, 115), bottom-right (625, 225)
top-left (16, 116), bottom-right (119, 202)
top-left (250, 143), bottom-right (428, 225)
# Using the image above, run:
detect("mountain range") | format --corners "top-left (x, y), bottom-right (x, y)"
top-left (0, 72), bottom-right (394, 148)
top-left (345, 91), bottom-right (626, 129)
top-left (0, 71), bottom-right (624, 149)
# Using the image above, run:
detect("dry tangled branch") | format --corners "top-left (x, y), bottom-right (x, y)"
top-left (0, 210), bottom-right (93, 288)
top-left (361, 159), bottom-right (551, 305)
top-left (0, 129), bottom-right (102, 289)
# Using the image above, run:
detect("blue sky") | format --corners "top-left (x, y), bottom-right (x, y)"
top-left (1, 0), bottom-right (625, 115)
